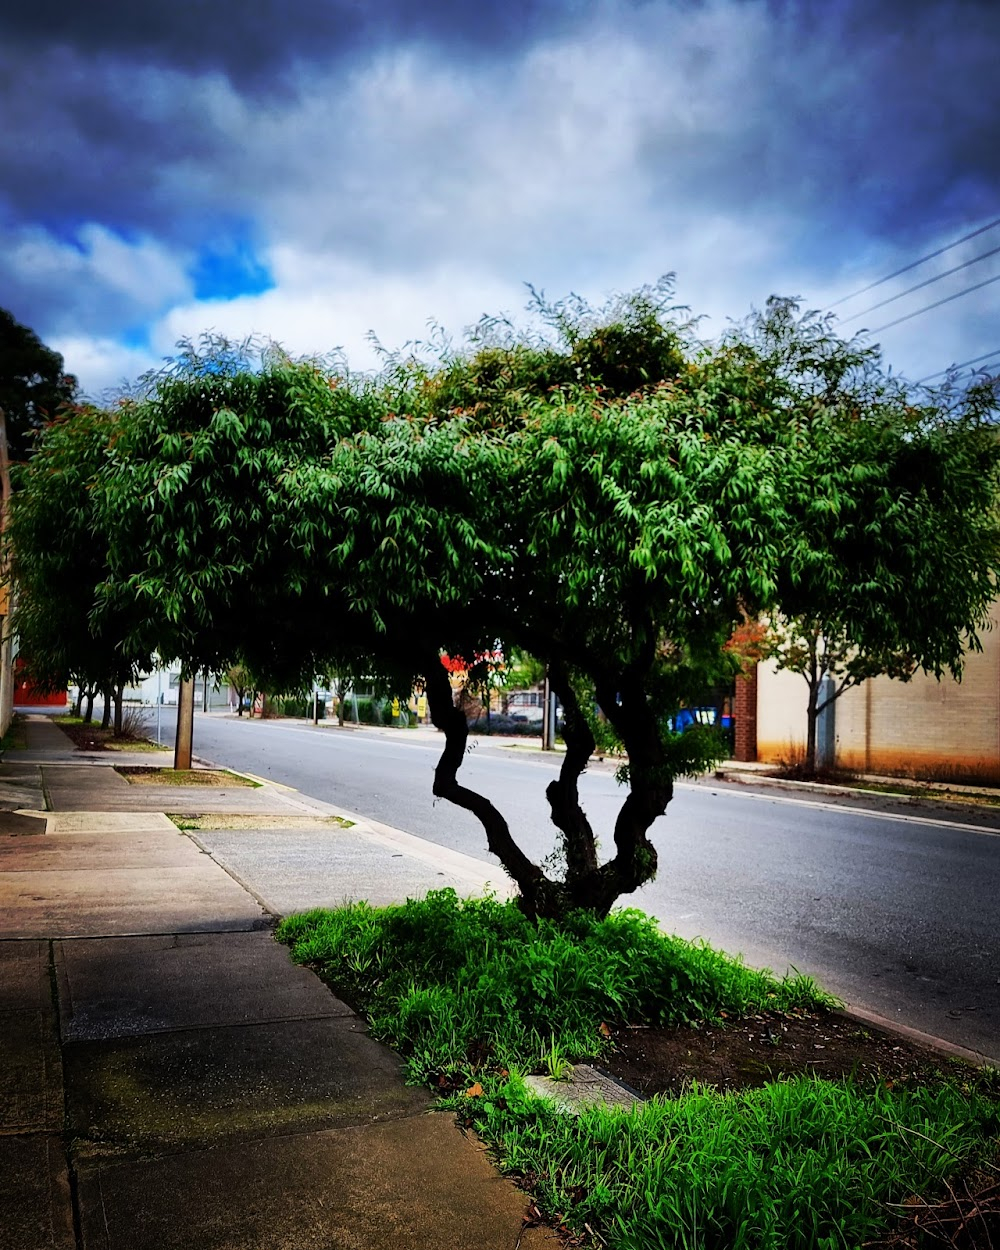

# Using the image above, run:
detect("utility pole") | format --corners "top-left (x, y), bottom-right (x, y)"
top-left (174, 675), bottom-right (195, 770)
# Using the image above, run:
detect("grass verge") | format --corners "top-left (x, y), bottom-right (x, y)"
top-left (115, 766), bottom-right (259, 787)
top-left (280, 890), bottom-right (999, 1247)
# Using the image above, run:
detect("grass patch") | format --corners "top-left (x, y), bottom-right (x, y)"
top-left (278, 890), bottom-right (1000, 1249)
top-left (278, 890), bottom-right (834, 1085)
top-left (1, 713), bottom-right (28, 751)
top-left (450, 1072), bottom-right (999, 1250)
top-left (116, 767), bottom-right (259, 787)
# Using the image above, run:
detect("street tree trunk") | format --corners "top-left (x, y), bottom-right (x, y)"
top-left (424, 652), bottom-right (670, 921)
top-left (100, 687), bottom-right (112, 731)
top-left (83, 688), bottom-right (95, 723)
top-left (113, 683), bottom-right (124, 737)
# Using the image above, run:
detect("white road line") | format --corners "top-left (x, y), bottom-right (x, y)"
top-left (674, 783), bottom-right (1000, 839)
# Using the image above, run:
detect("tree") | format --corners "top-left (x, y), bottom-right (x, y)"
top-left (728, 299), bottom-right (1000, 774)
top-left (72, 287), bottom-right (1000, 920)
top-left (226, 665), bottom-right (254, 716)
top-left (8, 404), bottom-right (151, 733)
top-left (92, 304), bottom-right (788, 919)
top-left (0, 309), bottom-right (77, 461)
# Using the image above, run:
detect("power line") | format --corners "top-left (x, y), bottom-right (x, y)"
top-left (917, 349), bottom-right (1000, 384)
top-left (842, 243), bottom-right (1000, 323)
top-left (867, 271), bottom-right (1000, 335)
top-left (829, 215), bottom-right (1000, 309)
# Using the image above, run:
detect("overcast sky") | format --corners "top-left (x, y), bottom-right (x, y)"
top-left (2, 0), bottom-right (998, 397)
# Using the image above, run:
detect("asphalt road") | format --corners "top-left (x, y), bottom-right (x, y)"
top-left (169, 711), bottom-right (999, 1059)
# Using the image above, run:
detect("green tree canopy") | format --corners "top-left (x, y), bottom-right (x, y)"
top-left (8, 404), bottom-right (151, 731)
top-left (726, 298), bottom-right (1000, 772)
top-left (27, 287), bottom-right (997, 920)
top-left (0, 308), bottom-right (77, 461)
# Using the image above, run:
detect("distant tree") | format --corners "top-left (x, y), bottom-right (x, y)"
top-left (226, 665), bottom-right (254, 716)
top-left (8, 405), bottom-right (150, 733)
top-left (0, 309), bottom-right (77, 461)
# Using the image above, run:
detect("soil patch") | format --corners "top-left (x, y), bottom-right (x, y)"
top-left (598, 1012), bottom-right (1000, 1247)
top-left (56, 721), bottom-right (165, 753)
top-left (598, 1009), bottom-right (980, 1097)
top-left (116, 767), bottom-right (257, 787)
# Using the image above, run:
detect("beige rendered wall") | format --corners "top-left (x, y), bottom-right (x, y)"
top-left (756, 603), bottom-right (1000, 781)
top-left (756, 661), bottom-right (809, 765)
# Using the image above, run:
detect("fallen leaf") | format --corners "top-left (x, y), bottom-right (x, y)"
top-left (464, 1082), bottom-right (484, 1098)
top-left (599, 1022), bottom-right (612, 1037)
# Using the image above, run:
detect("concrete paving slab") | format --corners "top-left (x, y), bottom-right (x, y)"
top-left (45, 812), bottom-right (177, 834)
top-left (0, 832), bottom-right (205, 871)
top-left (195, 827), bottom-right (512, 914)
top-left (0, 1135), bottom-right (75, 1250)
top-left (42, 763), bottom-right (132, 792)
top-left (56, 932), bottom-right (351, 1040)
top-left (66, 1016), bottom-right (428, 1158)
top-left (0, 942), bottom-right (63, 1132)
top-left (0, 939), bottom-right (51, 1011)
top-left (0, 1008), bottom-right (63, 1131)
top-left (48, 786), bottom-right (304, 814)
top-left (0, 866), bottom-right (268, 937)
top-left (75, 1112), bottom-right (546, 1250)
top-left (0, 812), bottom-right (47, 834)
top-left (0, 764), bottom-right (45, 784)
top-left (0, 787), bottom-right (47, 814)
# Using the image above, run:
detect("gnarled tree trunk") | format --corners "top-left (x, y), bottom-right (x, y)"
top-left (424, 652), bottom-right (670, 921)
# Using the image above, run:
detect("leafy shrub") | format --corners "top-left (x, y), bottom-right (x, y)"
top-left (278, 696), bottom-right (326, 719)
top-left (340, 696), bottom-right (382, 725)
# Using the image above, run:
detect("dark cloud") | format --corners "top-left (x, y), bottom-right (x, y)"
top-left (0, 0), bottom-right (583, 90)
top-left (2, 0), bottom-right (996, 377)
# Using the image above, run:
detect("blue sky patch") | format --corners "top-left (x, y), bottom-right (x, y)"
top-left (190, 235), bottom-right (274, 302)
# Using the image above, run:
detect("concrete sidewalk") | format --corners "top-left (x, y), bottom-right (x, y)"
top-left (1, 716), bottom-right (544, 1250)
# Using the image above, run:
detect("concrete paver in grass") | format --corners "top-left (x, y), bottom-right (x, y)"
top-left (56, 931), bottom-right (351, 1041)
top-left (75, 1112), bottom-right (551, 1250)
top-left (0, 865), bottom-right (269, 938)
top-left (66, 1015), bottom-right (428, 1160)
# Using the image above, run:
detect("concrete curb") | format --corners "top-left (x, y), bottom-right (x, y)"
top-left (833, 1005), bottom-right (996, 1069)
top-left (714, 767), bottom-right (1000, 817)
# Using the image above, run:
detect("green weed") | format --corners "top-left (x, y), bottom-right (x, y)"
top-left (277, 888), bottom-right (837, 1085)
top-left (450, 1072), bottom-right (999, 1250)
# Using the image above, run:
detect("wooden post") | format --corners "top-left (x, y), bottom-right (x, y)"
top-left (174, 676), bottom-right (195, 770)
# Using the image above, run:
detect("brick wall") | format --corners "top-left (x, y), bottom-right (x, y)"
top-left (733, 666), bottom-right (758, 762)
